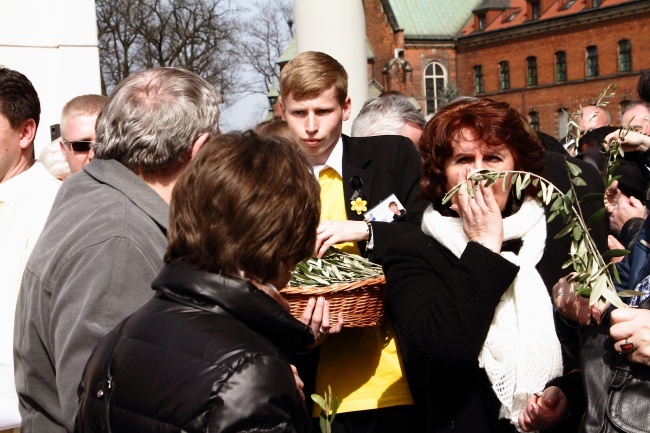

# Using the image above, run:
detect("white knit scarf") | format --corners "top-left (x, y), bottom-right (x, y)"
top-left (422, 197), bottom-right (563, 431)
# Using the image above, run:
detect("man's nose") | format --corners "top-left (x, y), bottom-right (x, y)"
top-left (306, 114), bottom-right (317, 134)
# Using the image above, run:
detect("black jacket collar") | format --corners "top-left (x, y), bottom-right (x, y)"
top-left (152, 262), bottom-right (315, 354)
top-left (342, 135), bottom-right (374, 223)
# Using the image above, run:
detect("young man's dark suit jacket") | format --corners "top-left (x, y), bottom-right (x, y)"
top-left (295, 134), bottom-right (427, 424)
top-left (340, 134), bottom-right (428, 263)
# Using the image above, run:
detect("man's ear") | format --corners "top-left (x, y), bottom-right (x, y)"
top-left (342, 96), bottom-right (352, 121)
top-left (279, 97), bottom-right (287, 121)
top-left (190, 132), bottom-right (211, 159)
top-left (18, 119), bottom-right (37, 150)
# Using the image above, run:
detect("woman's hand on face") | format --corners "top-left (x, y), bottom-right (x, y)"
top-left (610, 307), bottom-right (650, 367)
top-left (518, 386), bottom-right (568, 432)
top-left (450, 168), bottom-right (504, 253)
top-left (301, 296), bottom-right (344, 347)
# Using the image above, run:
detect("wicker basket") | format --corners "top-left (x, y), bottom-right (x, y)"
top-left (279, 275), bottom-right (387, 328)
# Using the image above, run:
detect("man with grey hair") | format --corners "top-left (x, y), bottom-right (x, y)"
top-left (351, 94), bottom-right (425, 145)
top-left (14, 67), bottom-right (220, 433)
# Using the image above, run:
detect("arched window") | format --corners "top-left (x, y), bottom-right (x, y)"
top-left (474, 65), bottom-right (484, 94)
top-left (499, 61), bottom-right (510, 90)
top-left (586, 46), bottom-right (598, 77)
top-left (526, 57), bottom-right (538, 86)
top-left (558, 109), bottom-right (569, 140)
top-left (529, 111), bottom-right (540, 131)
top-left (555, 51), bottom-right (567, 82)
top-left (619, 39), bottom-right (632, 73)
top-left (424, 62), bottom-right (447, 115)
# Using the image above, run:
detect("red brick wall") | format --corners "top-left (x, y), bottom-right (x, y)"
top-left (365, 0), bottom-right (400, 83)
top-left (456, 12), bottom-right (650, 137)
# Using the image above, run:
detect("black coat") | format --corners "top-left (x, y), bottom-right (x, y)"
top-left (340, 134), bottom-right (428, 263)
top-left (75, 262), bottom-right (315, 433)
top-left (383, 152), bottom-right (608, 433)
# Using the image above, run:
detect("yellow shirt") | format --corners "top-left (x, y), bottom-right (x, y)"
top-left (315, 164), bottom-right (413, 414)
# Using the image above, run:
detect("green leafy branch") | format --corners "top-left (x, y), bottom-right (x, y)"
top-left (442, 161), bottom-right (636, 308)
top-left (312, 386), bottom-right (339, 433)
top-left (289, 248), bottom-right (383, 287)
top-left (564, 84), bottom-right (617, 151)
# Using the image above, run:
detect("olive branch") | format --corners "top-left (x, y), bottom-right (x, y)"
top-left (312, 385), bottom-right (339, 433)
top-left (564, 84), bottom-right (617, 152)
top-left (441, 160), bottom-right (638, 309)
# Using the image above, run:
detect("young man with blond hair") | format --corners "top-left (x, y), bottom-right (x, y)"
top-left (280, 51), bottom-right (426, 431)
top-left (58, 94), bottom-right (107, 174)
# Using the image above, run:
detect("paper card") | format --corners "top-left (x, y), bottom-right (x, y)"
top-left (364, 194), bottom-right (407, 223)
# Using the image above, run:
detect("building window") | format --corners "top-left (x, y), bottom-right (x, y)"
top-left (505, 11), bottom-right (519, 22)
top-left (586, 46), bottom-right (598, 77)
top-left (526, 56), bottom-right (538, 86)
top-left (531, 1), bottom-right (541, 20)
top-left (474, 65), bottom-right (484, 94)
top-left (593, 0), bottom-right (602, 7)
top-left (499, 61), bottom-right (510, 90)
top-left (529, 111), bottom-right (540, 131)
top-left (555, 51), bottom-right (567, 82)
top-left (424, 62), bottom-right (447, 115)
top-left (558, 109), bottom-right (569, 140)
top-left (619, 39), bottom-right (632, 73)
top-left (478, 13), bottom-right (486, 31)
top-left (561, 0), bottom-right (576, 10)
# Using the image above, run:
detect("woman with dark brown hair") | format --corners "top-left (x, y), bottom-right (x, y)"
top-left (74, 132), bottom-right (330, 433)
top-left (383, 98), bottom-right (608, 432)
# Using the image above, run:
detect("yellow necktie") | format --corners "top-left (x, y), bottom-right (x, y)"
top-left (318, 167), bottom-right (361, 255)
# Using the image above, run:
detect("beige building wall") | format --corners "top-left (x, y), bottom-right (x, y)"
top-left (0, 0), bottom-right (102, 156)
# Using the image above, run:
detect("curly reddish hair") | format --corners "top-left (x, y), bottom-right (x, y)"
top-left (420, 98), bottom-right (546, 206)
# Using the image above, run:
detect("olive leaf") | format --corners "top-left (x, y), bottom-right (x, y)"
top-left (312, 385), bottom-right (339, 433)
top-left (441, 161), bottom-right (628, 308)
top-left (290, 248), bottom-right (383, 287)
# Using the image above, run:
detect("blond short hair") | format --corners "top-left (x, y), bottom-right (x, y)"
top-left (61, 94), bottom-right (107, 126)
top-left (280, 51), bottom-right (348, 104)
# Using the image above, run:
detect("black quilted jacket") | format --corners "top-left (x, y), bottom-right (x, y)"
top-left (74, 261), bottom-right (315, 433)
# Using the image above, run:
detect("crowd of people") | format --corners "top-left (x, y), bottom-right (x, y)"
top-left (2, 53), bottom-right (650, 433)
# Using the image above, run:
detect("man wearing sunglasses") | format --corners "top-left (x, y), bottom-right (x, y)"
top-left (58, 94), bottom-right (107, 174)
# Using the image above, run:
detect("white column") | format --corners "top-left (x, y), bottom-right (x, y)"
top-left (0, 0), bottom-right (102, 156)
top-left (294, 0), bottom-right (368, 135)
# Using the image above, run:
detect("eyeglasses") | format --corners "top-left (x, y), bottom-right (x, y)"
top-left (61, 138), bottom-right (94, 152)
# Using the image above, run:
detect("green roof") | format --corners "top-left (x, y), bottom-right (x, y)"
top-left (387, 0), bottom-right (483, 39)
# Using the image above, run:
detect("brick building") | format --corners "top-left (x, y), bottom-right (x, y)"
top-left (275, 0), bottom-right (650, 138)
top-left (363, 0), bottom-right (650, 138)
top-left (456, 0), bottom-right (650, 137)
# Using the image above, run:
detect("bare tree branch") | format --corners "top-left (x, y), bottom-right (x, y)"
top-left (96, 0), bottom-right (242, 104)
top-left (239, 0), bottom-right (294, 96)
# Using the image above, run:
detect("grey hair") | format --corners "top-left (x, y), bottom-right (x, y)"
top-left (351, 95), bottom-right (425, 137)
top-left (94, 67), bottom-right (220, 172)
top-left (623, 100), bottom-right (650, 115)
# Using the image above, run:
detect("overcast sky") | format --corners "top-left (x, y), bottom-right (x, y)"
top-left (218, 0), bottom-right (276, 132)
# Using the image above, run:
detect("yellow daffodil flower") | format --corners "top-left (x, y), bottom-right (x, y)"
top-left (350, 197), bottom-right (367, 215)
